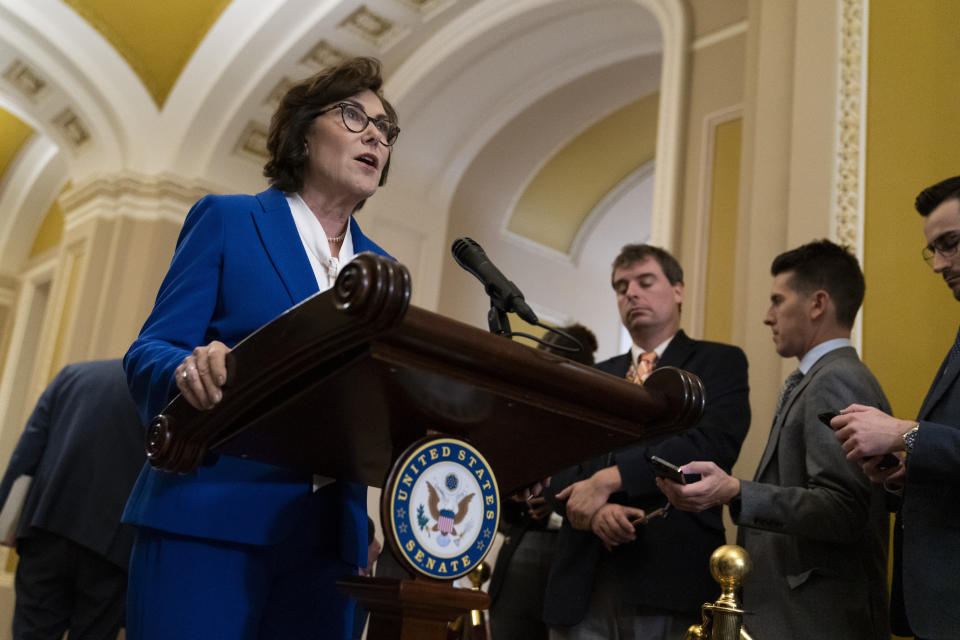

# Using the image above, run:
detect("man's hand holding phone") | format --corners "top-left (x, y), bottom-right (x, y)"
top-left (649, 455), bottom-right (702, 485)
top-left (654, 460), bottom-right (741, 512)
top-left (818, 410), bottom-right (901, 471)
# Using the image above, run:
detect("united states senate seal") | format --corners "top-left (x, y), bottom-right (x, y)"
top-left (385, 437), bottom-right (500, 579)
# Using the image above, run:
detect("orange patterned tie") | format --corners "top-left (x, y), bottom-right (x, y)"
top-left (627, 351), bottom-right (658, 384)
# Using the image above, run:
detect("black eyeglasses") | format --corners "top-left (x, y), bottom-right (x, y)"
top-left (319, 102), bottom-right (400, 146)
top-left (922, 230), bottom-right (960, 266)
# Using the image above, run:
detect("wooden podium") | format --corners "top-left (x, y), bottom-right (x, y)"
top-left (145, 253), bottom-right (705, 639)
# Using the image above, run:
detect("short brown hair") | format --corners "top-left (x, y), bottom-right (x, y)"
top-left (611, 244), bottom-right (684, 287)
top-left (263, 57), bottom-right (397, 204)
top-left (771, 240), bottom-right (864, 329)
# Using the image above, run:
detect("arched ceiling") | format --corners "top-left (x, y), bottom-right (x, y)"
top-left (0, 0), bottom-right (667, 274)
top-left (63, 0), bottom-right (232, 107)
top-left (509, 91), bottom-right (659, 253)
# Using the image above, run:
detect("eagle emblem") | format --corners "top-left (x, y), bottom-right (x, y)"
top-left (388, 437), bottom-right (500, 579)
top-left (426, 480), bottom-right (474, 546)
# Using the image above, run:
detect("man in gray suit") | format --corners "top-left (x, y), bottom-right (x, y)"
top-left (832, 175), bottom-right (960, 640)
top-left (0, 359), bottom-right (145, 639)
top-left (657, 240), bottom-right (890, 640)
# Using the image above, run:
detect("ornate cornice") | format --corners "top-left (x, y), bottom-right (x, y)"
top-left (59, 172), bottom-right (221, 230)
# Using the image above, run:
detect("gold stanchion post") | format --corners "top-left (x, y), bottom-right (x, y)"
top-left (685, 545), bottom-right (755, 640)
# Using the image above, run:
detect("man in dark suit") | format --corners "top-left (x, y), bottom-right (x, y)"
top-left (0, 359), bottom-right (145, 639)
top-left (543, 244), bottom-right (750, 639)
top-left (658, 240), bottom-right (890, 640)
top-left (832, 175), bottom-right (960, 640)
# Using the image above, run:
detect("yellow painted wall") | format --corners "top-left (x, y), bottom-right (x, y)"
top-left (863, 1), bottom-right (960, 420)
top-left (509, 94), bottom-right (659, 253)
top-left (703, 117), bottom-right (742, 344)
top-left (0, 109), bottom-right (33, 180)
top-left (508, 314), bottom-right (549, 348)
top-left (29, 197), bottom-right (66, 258)
top-left (64, 0), bottom-right (231, 106)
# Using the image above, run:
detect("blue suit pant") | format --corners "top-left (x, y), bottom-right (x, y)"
top-left (126, 491), bottom-right (355, 640)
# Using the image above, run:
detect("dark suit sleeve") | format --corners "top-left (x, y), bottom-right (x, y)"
top-left (615, 343), bottom-right (750, 502)
top-left (124, 196), bottom-right (226, 424)
top-left (736, 361), bottom-right (886, 543)
top-left (0, 370), bottom-right (63, 508)
top-left (909, 420), bottom-right (960, 486)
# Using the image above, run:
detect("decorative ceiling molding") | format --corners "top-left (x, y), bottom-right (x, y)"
top-left (1, 0), bottom-right (141, 178)
top-left (233, 121), bottom-right (270, 163)
top-left (265, 78), bottom-right (294, 110)
top-left (397, 0), bottom-right (458, 20)
top-left (3, 59), bottom-right (47, 102)
top-left (340, 5), bottom-right (405, 50)
top-left (51, 108), bottom-right (90, 150)
top-left (301, 40), bottom-right (351, 71)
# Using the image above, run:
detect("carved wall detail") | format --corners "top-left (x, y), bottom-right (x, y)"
top-left (3, 59), bottom-right (47, 102)
top-left (234, 121), bottom-right (270, 162)
top-left (51, 108), bottom-right (90, 150)
top-left (396, 0), bottom-right (457, 18)
top-left (265, 78), bottom-right (294, 109)
top-left (835, 0), bottom-right (865, 250)
top-left (301, 40), bottom-right (351, 71)
top-left (340, 6), bottom-right (401, 49)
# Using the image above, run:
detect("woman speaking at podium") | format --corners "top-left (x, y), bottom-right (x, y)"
top-left (122, 57), bottom-right (398, 639)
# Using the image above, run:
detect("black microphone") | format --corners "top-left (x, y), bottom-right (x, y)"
top-left (451, 238), bottom-right (538, 324)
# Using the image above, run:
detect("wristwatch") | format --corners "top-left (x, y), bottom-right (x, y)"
top-left (902, 423), bottom-right (920, 455)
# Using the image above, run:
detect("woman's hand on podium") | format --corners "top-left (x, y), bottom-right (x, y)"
top-left (175, 340), bottom-right (231, 411)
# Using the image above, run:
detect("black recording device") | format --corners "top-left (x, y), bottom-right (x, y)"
top-left (817, 411), bottom-right (899, 470)
top-left (649, 455), bottom-right (700, 484)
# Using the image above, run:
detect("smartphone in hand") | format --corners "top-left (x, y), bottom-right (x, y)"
top-left (817, 411), bottom-right (900, 470)
top-left (649, 455), bottom-right (700, 484)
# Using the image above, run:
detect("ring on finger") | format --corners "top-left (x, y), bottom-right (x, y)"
top-left (181, 369), bottom-right (189, 380)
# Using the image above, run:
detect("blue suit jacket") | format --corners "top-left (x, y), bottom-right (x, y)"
top-left (123, 187), bottom-right (390, 566)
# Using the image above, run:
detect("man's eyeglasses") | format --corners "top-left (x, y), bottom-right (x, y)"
top-left (922, 231), bottom-right (960, 266)
top-left (319, 102), bottom-right (400, 146)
